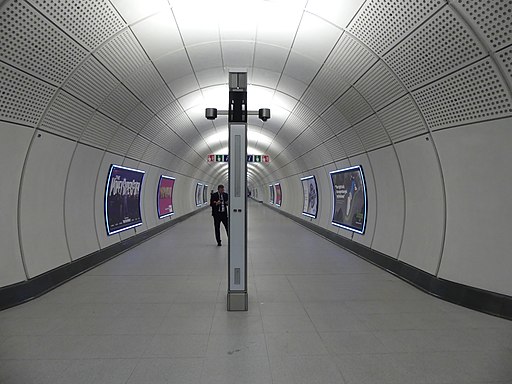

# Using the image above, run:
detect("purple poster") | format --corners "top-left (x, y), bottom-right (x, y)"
top-left (105, 165), bottom-right (145, 235)
top-left (157, 176), bottom-right (175, 219)
top-left (330, 165), bottom-right (367, 234)
top-left (275, 183), bottom-right (282, 207)
top-left (203, 185), bottom-right (208, 205)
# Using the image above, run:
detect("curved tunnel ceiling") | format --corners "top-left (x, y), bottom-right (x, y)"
top-left (1, 0), bottom-right (512, 189)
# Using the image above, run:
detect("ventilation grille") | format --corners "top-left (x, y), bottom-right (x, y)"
top-left (292, 103), bottom-right (317, 125)
top-left (107, 126), bottom-right (136, 155)
top-left (323, 136), bottom-right (346, 160)
top-left (355, 61), bottom-right (406, 111)
top-left (310, 118), bottom-right (334, 142)
top-left (321, 105), bottom-right (351, 135)
top-left (144, 86), bottom-right (176, 114)
top-left (125, 64), bottom-right (164, 101)
top-left (95, 30), bottom-right (148, 81)
top-left (337, 128), bottom-right (365, 157)
top-left (454, 0), bottom-right (512, 51)
top-left (99, 85), bottom-right (139, 123)
top-left (300, 87), bottom-right (331, 115)
top-left (334, 88), bottom-right (373, 125)
top-left (352, 114), bottom-right (389, 151)
top-left (325, 34), bottom-right (378, 84)
top-left (413, 58), bottom-right (512, 129)
top-left (0, 0), bottom-right (87, 85)
top-left (29, 0), bottom-right (125, 51)
top-left (40, 91), bottom-right (94, 139)
top-left (378, 95), bottom-right (427, 142)
top-left (310, 66), bottom-right (351, 102)
top-left (80, 112), bottom-right (119, 149)
top-left (126, 135), bottom-right (150, 160)
top-left (348, 0), bottom-right (444, 55)
top-left (64, 57), bottom-right (118, 109)
top-left (0, 62), bottom-right (56, 126)
top-left (384, 7), bottom-right (486, 90)
top-left (123, 104), bottom-right (154, 133)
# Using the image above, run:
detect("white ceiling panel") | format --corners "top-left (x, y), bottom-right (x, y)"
top-left (173, 5), bottom-right (220, 46)
top-left (253, 43), bottom-right (289, 73)
top-left (306, 0), bottom-right (366, 29)
top-left (110, 0), bottom-right (169, 25)
top-left (187, 42), bottom-right (223, 72)
top-left (256, 2), bottom-right (304, 48)
top-left (155, 49), bottom-right (194, 84)
top-left (178, 90), bottom-right (202, 111)
top-left (283, 52), bottom-right (321, 85)
top-left (169, 75), bottom-right (199, 99)
top-left (277, 75), bottom-right (308, 100)
top-left (292, 12), bottom-right (342, 63)
top-left (251, 68), bottom-right (280, 89)
top-left (131, 10), bottom-right (183, 60)
top-left (222, 41), bottom-right (255, 69)
top-left (196, 68), bottom-right (226, 88)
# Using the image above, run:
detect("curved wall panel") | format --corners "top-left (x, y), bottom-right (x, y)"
top-left (395, 135), bottom-right (445, 274)
top-left (435, 118), bottom-right (512, 296)
top-left (0, 122), bottom-right (33, 286)
top-left (19, 132), bottom-right (75, 277)
top-left (64, 144), bottom-right (103, 260)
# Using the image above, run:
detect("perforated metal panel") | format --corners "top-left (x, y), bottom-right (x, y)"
top-left (377, 95), bottom-right (427, 142)
top-left (325, 34), bottom-right (378, 84)
top-left (355, 61), bottom-right (406, 111)
top-left (123, 104), bottom-right (154, 133)
top-left (310, 66), bottom-right (351, 101)
top-left (80, 112), bottom-right (119, 149)
top-left (40, 91), bottom-right (94, 140)
top-left (300, 87), bottom-right (331, 115)
top-left (453, 0), bottom-right (512, 51)
top-left (0, 62), bottom-right (56, 126)
top-left (145, 86), bottom-right (176, 114)
top-left (384, 7), bottom-right (486, 90)
top-left (64, 57), bottom-right (119, 109)
top-left (323, 136), bottom-right (346, 160)
top-left (158, 101), bottom-right (183, 123)
top-left (310, 118), bottom-right (334, 142)
top-left (99, 85), bottom-right (139, 123)
top-left (140, 116), bottom-right (167, 141)
top-left (321, 105), bottom-right (351, 135)
top-left (126, 135), bottom-right (150, 160)
top-left (29, 0), bottom-right (125, 51)
top-left (334, 87), bottom-right (373, 125)
top-left (337, 127), bottom-right (365, 157)
top-left (107, 126), bottom-right (136, 155)
top-left (497, 45), bottom-right (512, 90)
top-left (413, 58), bottom-right (512, 129)
top-left (352, 114), bottom-right (390, 151)
top-left (95, 30), bottom-right (148, 81)
top-left (292, 103), bottom-right (317, 125)
top-left (348, 0), bottom-right (444, 55)
top-left (0, 0), bottom-right (88, 85)
top-left (124, 64), bottom-right (163, 101)
top-left (141, 143), bottom-right (161, 163)
top-left (168, 114), bottom-right (194, 141)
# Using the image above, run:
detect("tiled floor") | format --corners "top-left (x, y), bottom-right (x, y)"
top-left (1, 201), bottom-right (511, 383)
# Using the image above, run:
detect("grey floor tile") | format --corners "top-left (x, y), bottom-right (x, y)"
top-left (320, 331), bottom-right (389, 355)
top-left (206, 334), bottom-right (267, 357)
top-left (145, 333), bottom-right (209, 358)
top-left (0, 359), bottom-right (71, 384)
top-left (334, 353), bottom-right (409, 384)
top-left (81, 335), bottom-right (152, 358)
top-left (127, 357), bottom-right (204, 384)
top-left (210, 313), bottom-right (264, 335)
top-left (167, 302), bottom-right (217, 318)
top-left (262, 314), bottom-right (317, 333)
top-left (255, 289), bottom-right (301, 303)
top-left (0, 317), bottom-right (63, 336)
top-left (270, 355), bottom-right (345, 384)
top-left (55, 359), bottom-right (137, 384)
top-left (158, 316), bottom-right (213, 334)
top-left (308, 312), bottom-right (369, 332)
top-left (0, 335), bottom-right (90, 359)
top-left (258, 301), bottom-right (306, 316)
top-left (200, 356), bottom-right (272, 384)
top-left (266, 332), bottom-right (329, 356)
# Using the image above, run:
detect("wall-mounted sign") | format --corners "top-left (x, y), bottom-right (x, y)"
top-left (207, 154), bottom-right (270, 163)
top-left (157, 175), bottom-right (175, 219)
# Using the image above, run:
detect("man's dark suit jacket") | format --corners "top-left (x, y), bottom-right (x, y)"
top-left (210, 192), bottom-right (229, 216)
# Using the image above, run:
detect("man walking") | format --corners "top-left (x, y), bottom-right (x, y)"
top-left (210, 184), bottom-right (229, 246)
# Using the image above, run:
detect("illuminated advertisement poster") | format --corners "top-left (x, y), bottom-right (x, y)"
top-left (330, 165), bottom-right (367, 234)
top-left (269, 184), bottom-right (275, 204)
top-left (274, 183), bottom-right (282, 207)
top-left (301, 176), bottom-right (318, 218)
top-left (105, 165), bottom-right (145, 235)
top-left (157, 175), bottom-right (175, 219)
top-left (203, 185), bottom-right (208, 205)
top-left (195, 183), bottom-right (204, 207)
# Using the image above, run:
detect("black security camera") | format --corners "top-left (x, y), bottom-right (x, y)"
top-left (205, 108), bottom-right (218, 120)
top-left (258, 108), bottom-right (270, 122)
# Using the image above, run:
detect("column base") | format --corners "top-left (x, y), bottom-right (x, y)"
top-left (227, 291), bottom-right (248, 311)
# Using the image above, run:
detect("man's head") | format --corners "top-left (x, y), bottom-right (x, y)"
top-left (218, 185), bottom-right (225, 193)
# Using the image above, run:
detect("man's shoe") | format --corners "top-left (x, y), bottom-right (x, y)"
top-left (217, 242), bottom-right (222, 246)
